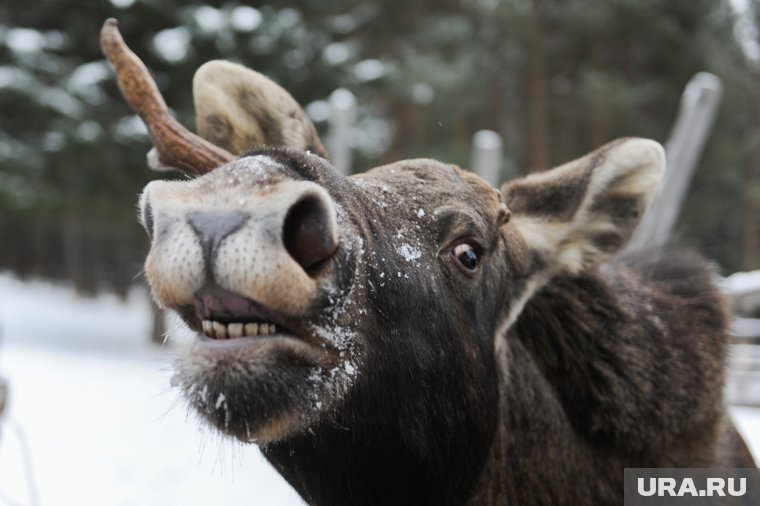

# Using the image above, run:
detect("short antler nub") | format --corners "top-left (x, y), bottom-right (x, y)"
top-left (100, 18), bottom-right (234, 176)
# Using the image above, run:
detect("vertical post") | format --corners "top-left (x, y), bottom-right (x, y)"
top-left (626, 72), bottom-right (723, 252)
top-left (0, 374), bottom-right (7, 419)
top-left (328, 88), bottom-right (356, 175)
top-left (528, 0), bottom-right (549, 172)
top-left (148, 286), bottom-right (166, 345)
top-left (471, 130), bottom-right (503, 187)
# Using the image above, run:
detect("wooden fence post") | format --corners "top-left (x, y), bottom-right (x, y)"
top-left (328, 88), bottom-right (356, 175)
top-left (626, 72), bottom-right (723, 252)
top-left (471, 130), bottom-right (503, 187)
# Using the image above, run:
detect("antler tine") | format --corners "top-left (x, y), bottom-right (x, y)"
top-left (100, 18), bottom-right (234, 176)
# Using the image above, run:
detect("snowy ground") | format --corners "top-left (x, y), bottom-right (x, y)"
top-left (0, 274), bottom-right (757, 506)
top-left (0, 275), bottom-right (304, 506)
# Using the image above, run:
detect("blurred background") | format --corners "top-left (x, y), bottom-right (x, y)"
top-left (0, 0), bottom-right (759, 505)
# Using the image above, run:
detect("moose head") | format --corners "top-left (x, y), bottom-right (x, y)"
top-left (102, 20), bottom-right (754, 506)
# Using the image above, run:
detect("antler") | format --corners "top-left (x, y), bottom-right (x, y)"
top-left (100, 18), bottom-right (234, 176)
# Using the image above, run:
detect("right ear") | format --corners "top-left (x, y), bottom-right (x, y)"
top-left (502, 138), bottom-right (664, 274)
top-left (192, 60), bottom-right (329, 158)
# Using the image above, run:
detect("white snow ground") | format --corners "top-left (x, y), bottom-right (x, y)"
top-left (0, 273), bottom-right (757, 506)
top-left (0, 275), bottom-right (305, 506)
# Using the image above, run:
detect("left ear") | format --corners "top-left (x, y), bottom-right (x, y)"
top-left (192, 60), bottom-right (329, 158)
top-left (502, 138), bottom-right (665, 273)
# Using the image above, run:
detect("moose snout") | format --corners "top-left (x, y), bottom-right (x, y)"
top-left (183, 186), bottom-right (339, 280)
top-left (142, 173), bottom-right (341, 315)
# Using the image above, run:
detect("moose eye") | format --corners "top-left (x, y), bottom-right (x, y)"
top-left (452, 243), bottom-right (480, 271)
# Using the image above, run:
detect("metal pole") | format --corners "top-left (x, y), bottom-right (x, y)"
top-left (471, 130), bottom-right (503, 187)
top-left (626, 72), bottom-right (723, 252)
top-left (328, 88), bottom-right (356, 175)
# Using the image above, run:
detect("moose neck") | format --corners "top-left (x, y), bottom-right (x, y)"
top-left (475, 266), bottom-right (644, 504)
top-left (469, 337), bottom-right (618, 506)
top-left (262, 400), bottom-right (497, 505)
top-left (262, 351), bottom-right (500, 506)
top-left (259, 270), bottom-right (627, 506)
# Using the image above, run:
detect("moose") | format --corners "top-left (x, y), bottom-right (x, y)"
top-left (101, 19), bottom-right (755, 506)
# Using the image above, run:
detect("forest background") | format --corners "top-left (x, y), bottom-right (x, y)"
top-left (2, 0), bottom-right (759, 297)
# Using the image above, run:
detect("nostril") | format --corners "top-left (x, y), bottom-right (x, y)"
top-left (282, 193), bottom-right (339, 272)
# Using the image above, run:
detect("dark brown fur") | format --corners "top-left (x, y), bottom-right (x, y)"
top-left (137, 62), bottom-right (755, 505)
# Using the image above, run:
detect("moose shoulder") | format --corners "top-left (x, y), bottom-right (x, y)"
top-left (106, 40), bottom-right (755, 504)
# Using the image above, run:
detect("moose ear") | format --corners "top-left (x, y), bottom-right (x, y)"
top-left (192, 60), bottom-right (329, 158)
top-left (502, 138), bottom-right (664, 273)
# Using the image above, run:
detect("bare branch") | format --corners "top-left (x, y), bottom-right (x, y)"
top-left (100, 18), bottom-right (234, 176)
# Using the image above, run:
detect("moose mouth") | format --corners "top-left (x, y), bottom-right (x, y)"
top-left (193, 285), bottom-right (297, 343)
top-left (176, 284), bottom-right (348, 443)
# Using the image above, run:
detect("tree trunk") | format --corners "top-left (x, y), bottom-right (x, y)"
top-left (528, 0), bottom-right (550, 172)
top-left (588, 39), bottom-right (607, 149)
top-left (743, 126), bottom-right (760, 271)
top-left (743, 190), bottom-right (758, 271)
top-left (150, 298), bottom-right (167, 345)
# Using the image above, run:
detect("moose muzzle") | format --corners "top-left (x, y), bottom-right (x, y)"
top-left (140, 155), bottom-right (340, 319)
